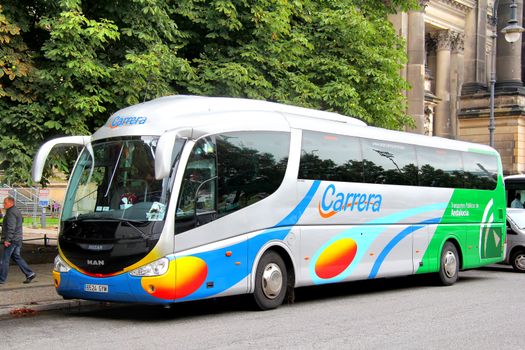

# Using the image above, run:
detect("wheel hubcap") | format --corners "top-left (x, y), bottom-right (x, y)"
top-left (444, 251), bottom-right (457, 278)
top-left (261, 263), bottom-right (283, 299)
top-left (515, 254), bottom-right (525, 271)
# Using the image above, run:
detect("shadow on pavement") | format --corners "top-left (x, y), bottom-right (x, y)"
top-left (60, 271), bottom-right (493, 322)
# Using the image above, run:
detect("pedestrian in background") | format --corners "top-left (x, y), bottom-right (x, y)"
top-left (0, 196), bottom-right (36, 284)
top-left (53, 200), bottom-right (59, 218)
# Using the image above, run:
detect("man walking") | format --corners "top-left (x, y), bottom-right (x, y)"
top-left (0, 196), bottom-right (36, 284)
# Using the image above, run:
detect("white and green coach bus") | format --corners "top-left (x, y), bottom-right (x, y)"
top-left (32, 95), bottom-right (506, 310)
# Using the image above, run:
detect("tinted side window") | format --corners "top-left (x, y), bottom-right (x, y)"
top-left (463, 152), bottom-right (498, 190)
top-left (299, 130), bottom-right (363, 182)
top-left (362, 139), bottom-right (418, 186)
top-left (417, 147), bottom-right (464, 188)
top-left (217, 131), bottom-right (289, 217)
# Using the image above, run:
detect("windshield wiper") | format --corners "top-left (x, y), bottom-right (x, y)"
top-left (65, 213), bottom-right (148, 223)
top-left (106, 217), bottom-right (150, 239)
top-left (65, 217), bottom-right (150, 239)
top-left (61, 216), bottom-right (152, 241)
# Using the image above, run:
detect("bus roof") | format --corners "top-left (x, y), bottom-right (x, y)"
top-left (92, 95), bottom-right (366, 141)
top-left (91, 95), bottom-right (498, 155)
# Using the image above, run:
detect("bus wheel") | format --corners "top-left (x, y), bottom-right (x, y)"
top-left (253, 251), bottom-right (287, 310)
top-left (511, 250), bottom-right (525, 273)
top-left (437, 242), bottom-right (459, 286)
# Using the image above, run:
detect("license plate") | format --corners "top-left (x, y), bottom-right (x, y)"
top-left (85, 284), bottom-right (109, 293)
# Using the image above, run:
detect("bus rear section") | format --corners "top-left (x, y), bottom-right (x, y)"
top-left (293, 129), bottom-right (505, 288)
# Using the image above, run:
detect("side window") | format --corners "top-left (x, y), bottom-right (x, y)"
top-left (463, 152), bottom-right (498, 190)
top-left (417, 147), bottom-right (464, 188)
top-left (175, 137), bottom-right (217, 234)
top-left (299, 130), bottom-right (363, 182)
top-left (362, 139), bottom-right (418, 186)
top-left (217, 131), bottom-right (289, 217)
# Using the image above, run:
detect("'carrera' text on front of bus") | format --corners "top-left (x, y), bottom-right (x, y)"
top-left (59, 136), bottom-right (170, 275)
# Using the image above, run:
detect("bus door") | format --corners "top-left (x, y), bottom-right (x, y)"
top-left (173, 135), bottom-right (250, 299)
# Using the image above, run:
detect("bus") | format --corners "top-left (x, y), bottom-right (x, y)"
top-left (32, 95), bottom-right (506, 310)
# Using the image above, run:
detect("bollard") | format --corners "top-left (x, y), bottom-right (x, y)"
top-left (44, 234), bottom-right (48, 247)
top-left (41, 207), bottom-right (46, 228)
top-left (32, 190), bottom-right (38, 228)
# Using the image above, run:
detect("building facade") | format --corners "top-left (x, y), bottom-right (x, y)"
top-left (390, 0), bottom-right (525, 174)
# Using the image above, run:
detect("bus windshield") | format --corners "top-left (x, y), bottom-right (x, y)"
top-left (62, 137), bottom-right (172, 222)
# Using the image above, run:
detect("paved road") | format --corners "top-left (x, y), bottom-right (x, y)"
top-left (1, 265), bottom-right (523, 350)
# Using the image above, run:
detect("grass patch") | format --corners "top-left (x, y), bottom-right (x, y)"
top-left (22, 216), bottom-right (59, 227)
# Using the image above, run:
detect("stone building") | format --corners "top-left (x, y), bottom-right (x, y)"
top-left (390, 0), bottom-right (524, 174)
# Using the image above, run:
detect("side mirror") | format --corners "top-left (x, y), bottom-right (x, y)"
top-left (32, 136), bottom-right (91, 182)
top-left (154, 128), bottom-right (196, 180)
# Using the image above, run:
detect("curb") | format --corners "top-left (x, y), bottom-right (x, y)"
top-left (0, 299), bottom-right (103, 319)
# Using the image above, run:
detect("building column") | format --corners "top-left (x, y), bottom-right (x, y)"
top-left (424, 34), bottom-right (439, 136)
top-left (450, 33), bottom-right (465, 138)
top-left (462, 0), bottom-right (488, 93)
top-left (406, 1), bottom-right (428, 133)
top-left (434, 30), bottom-right (453, 138)
top-left (497, 0), bottom-right (523, 89)
top-left (388, 12), bottom-right (408, 83)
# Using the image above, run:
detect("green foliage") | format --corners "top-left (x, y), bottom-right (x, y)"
top-left (38, 9), bottom-right (119, 134)
top-left (0, 4), bottom-right (39, 185)
top-left (0, 0), bottom-right (417, 185)
top-left (183, 0), bottom-right (414, 128)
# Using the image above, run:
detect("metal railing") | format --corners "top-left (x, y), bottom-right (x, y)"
top-left (0, 223), bottom-right (57, 247)
top-left (1, 185), bottom-right (56, 226)
top-left (2, 185), bottom-right (39, 215)
top-left (23, 234), bottom-right (57, 247)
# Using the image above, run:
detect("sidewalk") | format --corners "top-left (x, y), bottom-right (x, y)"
top-left (0, 227), bottom-right (96, 318)
top-left (0, 263), bottom-right (100, 319)
top-left (0, 262), bottom-right (63, 317)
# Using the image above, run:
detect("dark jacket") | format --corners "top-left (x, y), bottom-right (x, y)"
top-left (2, 206), bottom-right (23, 244)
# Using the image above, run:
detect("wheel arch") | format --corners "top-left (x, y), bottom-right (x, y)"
top-left (442, 237), bottom-right (464, 270)
top-left (249, 241), bottom-right (296, 294)
top-left (509, 245), bottom-right (525, 260)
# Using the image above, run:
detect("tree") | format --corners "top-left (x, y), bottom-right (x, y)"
top-left (183, 0), bottom-right (416, 129)
top-left (0, 0), bottom-right (417, 185)
top-left (0, 4), bottom-right (39, 185)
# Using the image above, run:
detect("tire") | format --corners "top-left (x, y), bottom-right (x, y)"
top-left (253, 251), bottom-right (288, 310)
top-left (510, 250), bottom-right (525, 273)
top-left (436, 241), bottom-right (459, 286)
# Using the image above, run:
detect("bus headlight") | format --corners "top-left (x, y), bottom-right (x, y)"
top-left (54, 255), bottom-right (71, 273)
top-left (130, 258), bottom-right (169, 277)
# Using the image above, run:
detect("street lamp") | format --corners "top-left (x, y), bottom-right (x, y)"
top-left (501, 0), bottom-right (525, 43)
top-left (489, 0), bottom-right (525, 148)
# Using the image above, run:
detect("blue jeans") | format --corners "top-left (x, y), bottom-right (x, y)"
top-left (0, 242), bottom-right (34, 283)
